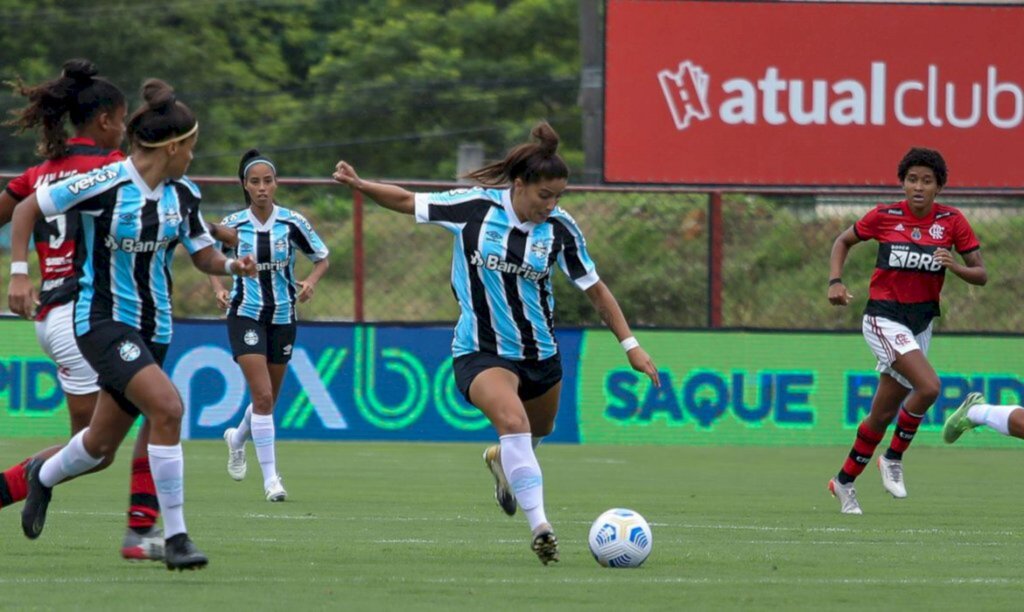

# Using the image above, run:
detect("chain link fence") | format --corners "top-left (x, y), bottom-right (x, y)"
top-left (2, 175), bottom-right (1022, 332)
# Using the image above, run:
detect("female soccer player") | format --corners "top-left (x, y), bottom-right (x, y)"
top-left (826, 147), bottom-right (987, 514)
top-left (944, 393), bottom-right (1024, 443)
top-left (0, 59), bottom-right (165, 561)
top-left (210, 149), bottom-right (329, 502)
top-left (332, 122), bottom-right (660, 564)
top-left (7, 78), bottom-right (255, 570)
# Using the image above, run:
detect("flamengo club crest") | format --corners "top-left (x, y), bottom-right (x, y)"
top-left (244, 329), bottom-right (259, 346)
top-left (929, 223), bottom-right (944, 240)
top-left (118, 340), bottom-right (141, 362)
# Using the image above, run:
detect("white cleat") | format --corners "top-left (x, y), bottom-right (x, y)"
top-left (265, 475), bottom-right (287, 502)
top-left (828, 478), bottom-right (863, 515)
top-left (878, 455), bottom-right (907, 498)
top-left (224, 428), bottom-right (247, 481)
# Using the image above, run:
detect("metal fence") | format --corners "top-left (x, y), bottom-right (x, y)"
top-left (2, 174), bottom-right (1023, 332)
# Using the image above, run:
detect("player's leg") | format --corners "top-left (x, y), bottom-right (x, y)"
top-left (236, 353), bottom-right (282, 500)
top-left (469, 366), bottom-right (558, 565)
top-left (944, 392), bottom-right (1024, 443)
top-left (124, 363), bottom-right (207, 570)
top-left (121, 418), bottom-right (163, 561)
top-left (22, 390), bottom-right (132, 539)
top-left (4, 306), bottom-right (100, 512)
top-left (252, 323), bottom-right (294, 501)
top-left (876, 349), bottom-right (939, 498)
top-left (223, 316), bottom-right (271, 483)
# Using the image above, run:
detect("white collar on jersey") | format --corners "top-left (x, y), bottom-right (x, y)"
top-left (502, 188), bottom-right (536, 232)
top-left (248, 204), bottom-right (279, 230)
top-left (124, 157), bottom-right (163, 201)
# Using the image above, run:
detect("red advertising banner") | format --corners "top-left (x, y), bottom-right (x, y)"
top-left (604, 1), bottom-right (1024, 187)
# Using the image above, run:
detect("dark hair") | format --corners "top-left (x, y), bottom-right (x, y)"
top-left (463, 121), bottom-right (569, 186)
top-left (126, 79), bottom-right (197, 149)
top-left (237, 148), bottom-right (276, 205)
top-left (4, 58), bottom-right (125, 159)
top-left (898, 147), bottom-right (948, 188)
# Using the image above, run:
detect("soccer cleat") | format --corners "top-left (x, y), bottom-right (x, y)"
top-left (121, 526), bottom-right (165, 561)
top-left (224, 428), bottom-right (247, 481)
top-left (265, 475), bottom-right (287, 502)
top-left (164, 533), bottom-right (208, 571)
top-left (878, 455), bottom-right (907, 498)
top-left (531, 529), bottom-right (560, 565)
top-left (21, 458), bottom-right (52, 539)
top-left (828, 478), bottom-right (863, 515)
top-left (943, 392), bottom-right (985, 444)
top-left (483, 445), bottom-right (517, 516)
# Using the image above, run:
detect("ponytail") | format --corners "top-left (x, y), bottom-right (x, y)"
top-left (463, 121), bottom-right (569, 186)
top-left (4, 58), bottom-right (125, 159)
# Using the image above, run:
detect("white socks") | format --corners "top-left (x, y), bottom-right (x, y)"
top-left (148, 443), bottom-right (187, 538)
top-left (968, 403), bottom-right (1022, 436)
top-left (39, 429), bottom-right (103, 488)
top-left (251, 413), bottom-right (278, 488)
top-left (229, 404), bottom-right (254, 449)
top-left (499, 433), bottom-right (547, 531)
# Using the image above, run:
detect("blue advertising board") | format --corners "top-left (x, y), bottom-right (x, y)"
top-left (166, 320), bottom-right (582, 442)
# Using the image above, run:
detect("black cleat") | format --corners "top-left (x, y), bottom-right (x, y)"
top-left (531, 530), bottom-right (559, 565)
top-left (164, 533), bottom-right (209, 571)
top-left (483, 445), bottom-right (517, 516)
top-left (21, 458), bottom-right (52, 540)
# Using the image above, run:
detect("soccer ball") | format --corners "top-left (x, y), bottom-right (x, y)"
top-left (588, 508), bottom-right (652, 568)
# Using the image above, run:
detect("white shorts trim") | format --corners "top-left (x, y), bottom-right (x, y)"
top-left (862, 315), bottom-right (932, 390)
top-left (35, 302), bottom-right (99, 396)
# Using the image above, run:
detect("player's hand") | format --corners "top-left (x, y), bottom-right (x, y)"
top-left (297, 279), bottom-right (316, 303)
top-left (828, 282), bottom-right (853, 306)
top-left (215, 289), bottom-right (230, 310)
top-left (332, 161), bottom-right (361, 188)
top-left (7, 274), bottom-right (38, 319)
top-left (232, 254), bottom-right (258, 278)
top-left (627, 347), bottom-right (660, 388)
top-left (933, 247), bottom-right (956, 269)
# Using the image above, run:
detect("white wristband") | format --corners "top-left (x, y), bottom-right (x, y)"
top-left (10, 261), bottom-right (29, 275)
top-left (224, 258), bottom-right (236, 275)
top-left (620, 336), bottom-right (640, 352)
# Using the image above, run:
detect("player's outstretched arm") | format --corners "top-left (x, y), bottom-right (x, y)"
top-left (191, 246), bottom-right (257, 278)
top-left (584, 280), bottom-right (660, 388)
top-left (332, 160), bottom-right (415, 215)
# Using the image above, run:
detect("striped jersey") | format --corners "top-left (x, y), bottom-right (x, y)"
top-left (854, 199), bottom-right (980, 334)
top-left (221, 205), bottom-right (329, 324)
top-left (414, 187), bottom-right (599, 360)
top-left (36, 158), bottom-right (215, 344)
top-left (3, 137), bottom-right (124, 321)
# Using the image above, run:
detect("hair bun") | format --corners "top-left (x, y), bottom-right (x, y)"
top-left (140, 78), bottom-right (177, 111)
top-left (61, 59), bottom-right (98, 84)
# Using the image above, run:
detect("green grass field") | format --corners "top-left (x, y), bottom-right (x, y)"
top-left (1, 439), bottom-right (1022, 610)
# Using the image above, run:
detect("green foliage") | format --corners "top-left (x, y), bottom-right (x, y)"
top-left (0, 0), bottom-right (582, 178)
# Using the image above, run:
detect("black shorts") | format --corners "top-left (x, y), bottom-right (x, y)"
top-left (76, 321), bottom-right (168, 417)
top-left (453, 352), bottom-right (562, 405)
top-left (227, 315), bottom-right (296, 364)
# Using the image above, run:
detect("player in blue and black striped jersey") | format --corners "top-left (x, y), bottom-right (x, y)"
top-left (7, 79), bottom-right (256, 571)
top-left (333, 121), bottom-right (660, 565)
top-left (210, 149), bottom-right (329, 502)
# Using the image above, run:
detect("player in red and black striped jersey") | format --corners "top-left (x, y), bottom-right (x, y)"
top-left (0, 60), bottom-right (164, 560)
top-left (825, 147), bottom-right (987, 514)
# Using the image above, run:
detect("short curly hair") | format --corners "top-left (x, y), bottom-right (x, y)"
top-left (897, 147), bottom-right (947, 188)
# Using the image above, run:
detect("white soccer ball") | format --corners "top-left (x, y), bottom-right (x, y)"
top-left (588, 508), bottom-right (652, 568)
